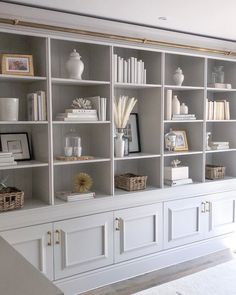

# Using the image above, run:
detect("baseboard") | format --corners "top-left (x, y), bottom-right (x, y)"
top-left (55, 234), bottom-right (236, 295)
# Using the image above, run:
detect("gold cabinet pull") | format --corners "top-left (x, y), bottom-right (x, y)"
top-left (201, 202), bottom-right (206, 213)
top-left (115, 218), bottom-right (121, 231)
top-left (55, 229), bottom-right (61, 244)
top-left (47, 231), bottom-right (52, 246)
top-left (206, 201), bottom-right (211, 213)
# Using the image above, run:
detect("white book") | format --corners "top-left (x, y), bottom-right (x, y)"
top-left (131, 57), bottom-right (135, 84)
top-left (0, 161), bottom-right (17, 167)
top-left (57, 113), bottom-right (98, 119)
top-left (0, 152), bottom-right (13, 157)
top-left (37, 91), bottom-right (47, 121)
top-left (113, 54), bottom-right (118, 82)
top-left (88, 96), bottom-right (101, 120)
top-left (66, 109), bottom-right (97, 114)
top-left (56, 117), bottom-right (98, 121)
top-left (37, 92), bottom-right (42, 121)
top-left (165, 178), bottom-right (193, 186)
top-left (137, 60), bottom-right (140, 84)
top-left (27, 93), bottom-right (38, 121)
top-left (213, 101), bottom-right (217, 120)
top-left (124, 60), bottom-right (127, 83)
top-left (143, 69), bottom-right (147, 84)
top-left (120, 57), bottom-right (124, 83)
top-left (127, 59), bottom-right (131, 83)
top-left (0, 156), bottom-right (15, 163)
top-left (134, 58), bottom-right (137, 84)
top-left (206, 99), bottom-right (209, 120)
top-left (118, 57), bottom-right (122, 83)
top-left (56, 191), bottom-right (95, 202)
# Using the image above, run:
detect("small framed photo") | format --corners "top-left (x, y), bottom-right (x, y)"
top-left (1, 54), bottom-right (34, 76)
top-left (0, 133), bottom-right (31, 161)
top-left (173, 130), bottom-right (188, 151)
top-left (124, 113), bottom-right (141, 153)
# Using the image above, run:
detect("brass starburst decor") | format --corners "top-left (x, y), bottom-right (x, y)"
top-left (74, 173), bottom-right (93, 193)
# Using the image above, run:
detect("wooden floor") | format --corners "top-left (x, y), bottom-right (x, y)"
top-left (82, 249), bottom-right (235, 295)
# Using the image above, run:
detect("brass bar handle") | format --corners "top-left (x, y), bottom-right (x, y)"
top-left (206, 201), bottom-right (211, 213)
top-left (47, 231), bottom-right (52, 246)
top-left (115, 218), bottom-right (121, 231)
top-left (201, 202), bottom-right (206, 213)
top-left (55, 229), bottom-right (61, 245)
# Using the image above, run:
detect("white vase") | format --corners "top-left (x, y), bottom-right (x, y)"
top-left (173, 67), bottom-right (184, 86)
top-left (0, 98), bottom-right (19, 121)
top-left (180, 103), bottom-right (188, 114)
top-left (66, 49), bottom-right (84, 80)
top-left (172, 95), bottom-right (180, 115)
top-left (166, 90), bottom-right (172, 120)
top-left (115, 131), bottom-right (125, 157)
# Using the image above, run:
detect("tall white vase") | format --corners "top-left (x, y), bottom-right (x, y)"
top-left (172, 95), bottom-right (180, 115)
top-left (166, 90), bottom-right (172, 120)
top-left (173, 67), bottom-right (184, 86)
top-left (115, 131), bottom-right (125, 157)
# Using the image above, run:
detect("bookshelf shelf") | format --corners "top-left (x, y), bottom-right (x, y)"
top-left (115, 83), bottom-right (162, 89)
top-left (206, 120), bottom-right (236, 123)
top-left (164, 120), bottom-right (204, 123)
top-left (206, 148), bottom-right (236, 154)
top-left (51, 77), bottom-right (110, 86)
top-left (53, 158), bottom-right (111, 166)
top-left (207, 88), bottom-right (236, 92)
top-left (52, 120), bottom-right (111, 125)
top-left (115, 153), bottom-right (161, 161)
top-left (0, 161), bottom-right (49, 171)
top-left (0, 121), bottom-right (48, 125)
top-left (0, 74), bottom-right (47, 82)
top-left (164, 151), bottom-right (203, 157)
top-left (164, 85), bottom-right (204, 90)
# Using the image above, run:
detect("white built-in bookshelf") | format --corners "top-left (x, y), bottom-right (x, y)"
top-left (1, 30), bottom-right (236, 211)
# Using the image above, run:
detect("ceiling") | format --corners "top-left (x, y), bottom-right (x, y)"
top-left (4, 0), bottom-right (236, 41)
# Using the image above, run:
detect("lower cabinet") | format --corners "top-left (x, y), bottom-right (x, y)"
top-left (164, 192), bottom-right (236, 249)
top-left (0, 223), bottom-right (54, 280)
top-left (114, 203), bottom-right (163, 263)
top-left (54, 212), bottom-right (114, 280)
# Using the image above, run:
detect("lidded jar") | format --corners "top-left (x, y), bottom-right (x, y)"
top-left (165, 129), bottom-right (177, 151)
top-left (64, 128), bottom-right (82, 157)
top-left (66, 49), bottom-right (84, 80)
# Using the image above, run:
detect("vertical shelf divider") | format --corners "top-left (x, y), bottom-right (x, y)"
top-left (160, 52), bottom-right (165, 188)
top-left (202, 57), bottom-right (208, 182)
top-left (110, 46), bottom-right (115, 196)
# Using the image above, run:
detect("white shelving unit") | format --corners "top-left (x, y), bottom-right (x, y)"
top-left (0, 29), bottom-right (235, 211)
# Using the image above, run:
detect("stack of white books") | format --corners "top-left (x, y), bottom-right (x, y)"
top-left (113, 54), bottom-right (147, 84)
top-left (0, 152), bottom-right (17, 167)
top-left (56, 109), bottom-right (98, 121)
top-left (206, 99), bottom-right (230, 120)
top-left (56, 191), bottom-right (95, 202)
top-left (210, 141), bottom-right (229, 150)
top-left (172, 114), bottom-right (196, 121)
top-left (27, 90), bottom-right (47, 121)
top-left (208, 83), bottom-right (232, 89)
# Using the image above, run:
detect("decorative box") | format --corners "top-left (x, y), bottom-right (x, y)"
top-left (115, 173), bottom-right (147, 191)
top-left (205, 165), bottom-right (226, 180)
top-left (164, 166), bottom-right (189, 181)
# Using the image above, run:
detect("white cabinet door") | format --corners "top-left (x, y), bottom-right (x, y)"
top-left (164, 197), bottom-right (206, 249)
top-left (114, 203), bottom-right (163, 263)
top-left (0, 224), bottom-right (53, 280)
top-left (207, 194), bottom-right (236, 237)
top-left (54, 212), bottom-right (113, 280)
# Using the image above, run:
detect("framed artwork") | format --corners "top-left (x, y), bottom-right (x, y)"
top-left (173, 130), bottom-right (188, 151)
top-left (0, 133), bottom-right (31, 161)
top-left (1, 54), bottom-right (34, 76)
top-left (124, 113), bottom-right (141, 153)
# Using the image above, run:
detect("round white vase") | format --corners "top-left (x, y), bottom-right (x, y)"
top-left (180, 103), bottom-right (188, 114)
top-left (173, 67), bottom-right (184, 86)
top-left (66, 49), bottom-right (84, 80)
top-left (0, 98), bottom-right (19, 121)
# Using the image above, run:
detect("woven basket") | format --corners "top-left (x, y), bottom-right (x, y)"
top-left (115, 173), bottom-right (147, 191)
top-left (205, 165), bottom-right (226, 180)
top-left (0, 187), bottom-right (24, 212)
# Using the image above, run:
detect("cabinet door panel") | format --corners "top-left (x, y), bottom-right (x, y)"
top-left (164, 197), bottom-right (205, 249)
top-left (115, 203), bottom-right (163, 263)
top-left (0, 224), bottom-right (53, 280)
top-left (207, 196), bottom-right (236, 237)
top-left (54, 212), bottom-right (113, 280)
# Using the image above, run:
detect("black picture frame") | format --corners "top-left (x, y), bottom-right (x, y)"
top-left (0, 132), bottom-right (31, 161)
top-left (124, 113), bottom-right (141, 153)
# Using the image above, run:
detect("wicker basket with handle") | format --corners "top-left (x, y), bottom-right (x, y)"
top-left (115, 173), bottom-right (147, 191)
top-left (0, 187), bottom-right (24, 212)
top-left (205, 164), bottom-right (226, 180)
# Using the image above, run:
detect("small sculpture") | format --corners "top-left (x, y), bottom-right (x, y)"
top-left (74, 172), bottom-right (93, 193)
top-left (206, 132), bottom-right (212, 150)
top-left (165, 129), bottom-right (177, 151)
top-left (171, 159), bottom-right (181, 168)
top-left (72, 98), bottom-right (92, 109)
top-left (173, 67), bottom-right (184, 86)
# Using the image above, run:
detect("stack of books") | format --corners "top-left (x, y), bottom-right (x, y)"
top-left (165, 178), bottom-right (193, 186)
top-left (27, 90), bottom-right (47, 121)
top-left (206, 99), bottom-right (230, 120)
top-left (56, 191), bottom-right (95, 202)
top-left (0, 152), bottom-right (17, 167)
top-left (210, 141), bottom-right (229, 150)
top-left (172, 114), bottom-right (196, 121)
top-left (113, 54), bottom-right (147, 84)
top-left (164, 165), bottom-right (193, 187)
top-left (208, 83), bottom-right (232, 89)
top-left (89, 96), bottom-right (107, 121)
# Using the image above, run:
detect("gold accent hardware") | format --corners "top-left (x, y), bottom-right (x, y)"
top-left (55, 229), bottom-right (60, 245)
top-left (0, 17), bottom-right (236, 57)
top-left (201, 202), bottom-right (206, 213)
top-left (47, 231), bottom-right (52, 246)
top-left (205, 201), bottom-right (211, 213)
top-left (115, 217), bottom-right (121, 231)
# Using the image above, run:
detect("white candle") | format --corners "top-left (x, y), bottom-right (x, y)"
top-left (166, 90), bottom-right (172, 120)
top-left (73, 146), bottom-right (82, 157)
top-left (64, 147), bottom-right (73, 157)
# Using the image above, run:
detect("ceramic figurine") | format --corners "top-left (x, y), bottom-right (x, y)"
top-left (165, 129), bottom-right (177, 151)
top-left (180, 103), bottom-right (188, 115)
top-left (172, 95), bottom-right (180, 115)
top-left (173, 67), bottom-right (184, 86)
top-left (206, 132), bottom-right (212, 150)
top-left (66, 49), bottom-right (84, 80)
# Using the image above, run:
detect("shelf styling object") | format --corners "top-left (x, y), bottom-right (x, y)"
top-left (164, 159), bottom-right (189, 181)
top-left (115, 173), bottom-right (147, 191)
top-left (56, 191), bottom-right (95, 202)
top-left (172, 95), bottom-right (180, 115)
top-left (64, 129), bottom-right (82, 157)
top-left (74, 172), bottom-right (93, 193)
top-left (1, 54), bottom-right (34, 76)
top-left (0, 187), bottom-right (24, 212)
top-left (113, 96), bottom-right (137, 157)
top-left (165, 129), bottom-right (177, 151)
top-left (0, 98), bottom-right (19, 121)
top-left (212, 66), bottom-right (224, 84)
top-left (205, 164), bottom-right (226, 180)
top-left (56, 155), bottom-right (94, 161)
top-left (180, 103), bottom-right (188, 115)
top-left (173, 67), bottom-right (184, 86)
top-left (66, 49), bottom-right (84, 80)
top-left (206, 132), bottom-right (212, 150)
top-left (166, 90), bottom-right (172, 120)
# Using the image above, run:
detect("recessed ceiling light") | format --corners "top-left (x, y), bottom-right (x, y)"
top-left (158, 16), bottom-right (167, 21)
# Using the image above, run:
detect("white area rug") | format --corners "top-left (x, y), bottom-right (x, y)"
top-left (133, 259), bottom-right (236, 295)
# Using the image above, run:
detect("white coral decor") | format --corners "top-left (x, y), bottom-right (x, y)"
top-left (113, 96), bottom-right (137, 129)
top-left (72, 98), bottom-right (92, 109)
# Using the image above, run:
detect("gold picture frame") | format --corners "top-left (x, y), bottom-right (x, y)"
top-left (173, 130), bottom-right (188, 151)
top-left (1, 54), bottom-right (34, 76)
